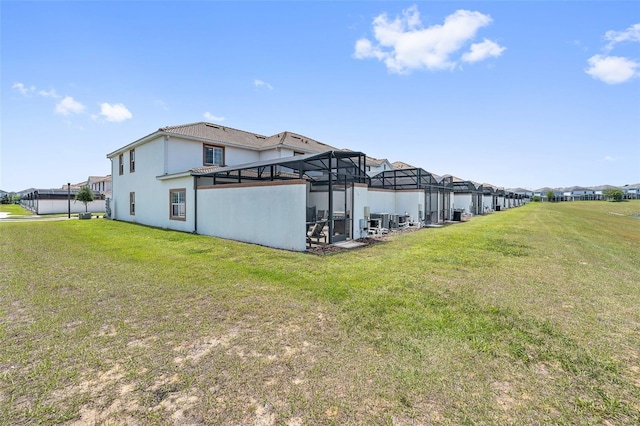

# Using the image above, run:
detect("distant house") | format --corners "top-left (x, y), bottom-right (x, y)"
top-left (87, 175), bottom-right (112, 198)
top-left (365, 156), bottom-right (393, 177)
top-left (622, 184), bottom-right (640, 200)
top-left (563, 186), bottom-right (596, 201)
top-left (105, 121), bottom-right (530, 251)
top-left (509, 188), bottom-right (533, 205)
top-left (390, 161), bottom-right (416, 170)
top-left (20, 188), bottom-right (105, 215)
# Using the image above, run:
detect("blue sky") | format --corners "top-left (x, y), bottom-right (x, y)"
top-left (2, 1), bottom-right (639, 192)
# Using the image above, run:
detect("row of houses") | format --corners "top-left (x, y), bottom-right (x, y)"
top-left (529, 186), bottom-right (640, 201)
top-left (15, 176), bottom-right (111, 215)
top-left (10, 121), bottom-right (637, 251)
top-left (101, 122), bottom-right (529, 251)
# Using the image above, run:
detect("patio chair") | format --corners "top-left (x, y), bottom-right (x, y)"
top-left (307, 222), bottom-right (327, 247)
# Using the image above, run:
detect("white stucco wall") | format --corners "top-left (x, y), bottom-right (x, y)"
top-left (453, 193), bottom-right (473, 214)
top-left (110, 137), bottom-right (195, 232)
top-left (32, 199), bottom-right (106, 215)
top-left (497, 196), bottom-right (506, 209)
top-left (368, 189), bottom-right (396, 214)
top-left (196, 181), bottom-right (307, 251)
top-left (482, 195), bottom-right (493, 212)
top-left (395, 190), bottom-right (425, 223)
top-left (166, 136), bottom-right (260, 174)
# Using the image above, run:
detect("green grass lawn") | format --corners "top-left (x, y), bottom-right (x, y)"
top-left (1, 201), bottom-right (639, 424)
top-left (0, 204), bottom-right (32, 216)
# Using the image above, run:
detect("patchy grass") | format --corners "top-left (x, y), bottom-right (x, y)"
top-left (1, 201), bottom-right (639, 424)
top-left (0, 204), bottom-right (32, 216)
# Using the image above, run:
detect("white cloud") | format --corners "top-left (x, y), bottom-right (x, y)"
top-left (254, 79), bottom-right (273, 90)
top-left (37, 88), bottom-right (60, 98)
top-left (203, 112), bottom-right (225, 122)
top-left (587, 23), bottom-right (640, 84)
top-left (55, 96), bottom-right (86, 115)
top-left (604, 155), bottom-right (615, 162)
top-left (585, 54), bottom-right (639, 84)
top-left (604, 23), bottom-right (640, 51)
top-left (98, 103), bottom-right (132, 122)
top-left (353, 6), bottom-right (504, 73)
top-left (12, 82), bottom-right (35, 96)
top-left (462, 38), bottom-right (506, 63)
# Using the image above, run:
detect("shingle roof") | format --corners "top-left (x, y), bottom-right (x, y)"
top-left (88, 175), bottom-right (111, 183)
top-left (190, 165), bottom-right (223, 173)
top-left (366, 156), bottom-right (388, 166)
top-left (160, 122), bottom-right (338, 154)
top-left (391, 161), bottom-right (415, 169)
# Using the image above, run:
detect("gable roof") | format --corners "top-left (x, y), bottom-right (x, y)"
top-left (366, 156), bottom-right (390, 167)
top-left (391, 161), bottom-right (415, 170)
top-left (108, 122), bottom-right (340, 158)
top-left (87, 175), bottom-right (111, 183)
top-left (160, 122), bottom-right (338, 153)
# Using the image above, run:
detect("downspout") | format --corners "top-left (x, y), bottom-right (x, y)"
top-left (193, 176), bottom-right (198, 234)
top-left (350, 179), bottom-right (355, 240)
top-left (328, 155), bottom-right (334, 244)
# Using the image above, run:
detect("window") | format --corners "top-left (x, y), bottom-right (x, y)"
top-left (170, 189), bottom-right (186, 220)
top-left (294, 151), bottom-right (304, 156)
top-left (129, 149), bottom-right (135, 173)
top-left (119, 154), bottom-right (124, 175)
top-left (129, 192), bottom-right (135, 215)
top-left (203, 144), bottom-right (224, 166)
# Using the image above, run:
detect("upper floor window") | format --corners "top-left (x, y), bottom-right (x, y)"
top-left (170, 189), bottom-right (186, 220)
top-left (294, 151), bottom-right (304, 156)
top-left (203, 144), bottom-right (224, 166)
top-left (129, 149), bottom-right (135, 173)
top-left (118, 154), bottom-right (124, 175)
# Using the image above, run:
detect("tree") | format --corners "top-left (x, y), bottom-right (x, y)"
top-left (603, 188), bottom-right (623, 202)
top-left (546, 190), bottom-right (555, 202)
top-left (532, 195), bottom-right (541, 202)
top-left (75, 186), bottom-right (94, 212)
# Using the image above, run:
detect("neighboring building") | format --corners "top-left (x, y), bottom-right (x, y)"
top-left (106, 122), bottom-right (527, 251)
top-left (508, 188), bottom-right (533, 205)
top-left (622, 184), bottom-right (640, 200)
top-left (390, 161), bottom-right (416, 170)
top-left (365, 156), bottom-right (393, 177)
top-left (20, 188), bottom-right (105, 215)
top-left (88, 175), bottom-right (112, 198)
top-left (563, 186), bottom-right (596, 201)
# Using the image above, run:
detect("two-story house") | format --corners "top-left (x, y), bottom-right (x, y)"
top-left (106, 122), bottom-right (376, 251)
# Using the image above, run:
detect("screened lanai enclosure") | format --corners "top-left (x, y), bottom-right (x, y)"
top-left (452, 180), bottom-right (484, 216)
top-left (20, 188), bottom-right (105, 215)
top-left (368, 168), bottom-right (453, 224)
top-left (193, 151), bottom-right (368, 249)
